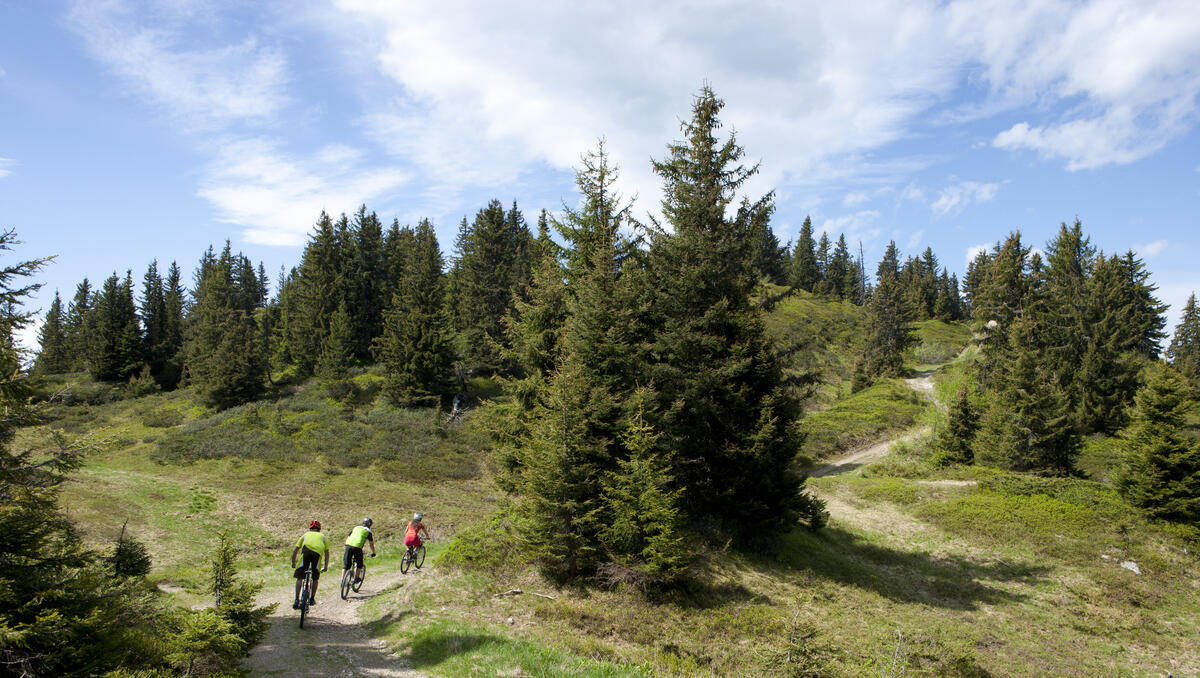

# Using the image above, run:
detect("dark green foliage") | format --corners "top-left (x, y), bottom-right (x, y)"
top-left (186, 245), bottom-right (266, 409)
top-left (452, 200), bottom-right (534, 368)
top-left (975, 314), bottom-right (1080, 476)
top-left (0, 235), bottom-right (135, 675)
top-left (377, 219), bottom-right (454, 403)
top-left (289, 212), bottom-right (347, 374)
top-left (646, 86), bottom-right (811, 538)
top-left (35, 290), bottom-right (70, 374)
top-left (159, 262), bottom-right (186, 388)
top-left (813, 232), bottom-right (832, 295)
top-left (210, 533), bottom-right (273, 652)
top-left (747, 198), bottom-right (788, 285)
top-left (64, 278), bottom-right (96, 372)
top-left (505, 240), bottom-right (568, 378)
top-left (1168, 293), bottom-right (1200, 382)
top-left (108, 521), bottom-right (152, 578)
top-left (348, 205), bottom-right (386, 361)
top-left (597, 396), bottom-right (689, 586)
top-left (317, 302), bottom-right (353, 378)
top-left (92, 272), bottom-right (144, 382)
top-left (932, 387), bottom-right (979, 466)
top-left (826, 234), bottom-right (852, 300)
top-left (1116, 363), bottom-right (1200, 523)
top-left (858, 262), bottom-right (914, 383)
top-left (790, 216), bottom-right (818, 292)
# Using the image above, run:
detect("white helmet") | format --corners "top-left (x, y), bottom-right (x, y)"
top-left (363, 517), bottom-right (373, 527)
top-left (413, 512), bottom-right (423, 522)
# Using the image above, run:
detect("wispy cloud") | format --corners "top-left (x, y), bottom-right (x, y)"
top-left (66, 0), bottom-right (289, 132)
top-left (818, 210), bottom-right (881, 242)
top-left (1135, 239), bottom-right (1168, 257)
top-left (198, 139), bottom-right (409, 246)
top-left (0, 157), bottom-right (14, 179)
top-left (931, 181), bottom-right (1000, 217)
top-left (843, 191), bottom-right (870, 207)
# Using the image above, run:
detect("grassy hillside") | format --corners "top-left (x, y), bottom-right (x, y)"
top-left (28, 312), bottom-right (1200, 677)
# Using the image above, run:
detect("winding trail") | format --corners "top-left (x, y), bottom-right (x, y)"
top-left (808, 372), bottom-right (937, 478)
top-left (244, 565), bottom-right (424, 677)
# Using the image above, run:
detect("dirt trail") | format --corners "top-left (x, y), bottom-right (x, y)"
top-left (244, 565), bottom-right (424, 677)
top-left (809, 373), bottom-right (936, 478)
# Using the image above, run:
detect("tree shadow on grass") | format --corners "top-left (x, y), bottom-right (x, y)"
top-left (771, 526), bottom-right (1048, 610)
top-left (407, 632), bottom-right (506, 669)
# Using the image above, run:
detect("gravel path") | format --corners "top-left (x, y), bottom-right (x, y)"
top-left (244, 565), bottom-right (423, 677)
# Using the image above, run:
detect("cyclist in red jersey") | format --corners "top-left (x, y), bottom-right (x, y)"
top-left (405, 512), bottom-right (429, 549)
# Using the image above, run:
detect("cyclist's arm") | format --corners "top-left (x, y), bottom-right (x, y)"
top-left (368, 532), bottom-right (376, 556)
top-left (290, 545), bottom-right (300, 568)
top-left (321, 537), bottom-right (329, 571)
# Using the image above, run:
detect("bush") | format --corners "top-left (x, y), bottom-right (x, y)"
top-left (142, 408), bottom-right (184, 428)
top-left (799, 379), bottom-right (928, 459)
top-left (439, 509), bottom-right (526, 576)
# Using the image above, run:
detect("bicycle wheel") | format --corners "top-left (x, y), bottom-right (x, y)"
top-left (415, 545), bottom-right (426, 569)
top-left (400, 549), bottom-right (412, 574)
top-left (340, 569), bottom-right (352, 600)
top-left (299, 577), bottom-right (310, 628)
top-left (352, 566), bottom-right (366, 592)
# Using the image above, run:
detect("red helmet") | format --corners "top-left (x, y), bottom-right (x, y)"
top-left (309, 520), bottom-right (321, 530)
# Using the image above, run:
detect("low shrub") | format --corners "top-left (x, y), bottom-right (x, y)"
top-left (799, 380), bottom-right (928, 459)
top-left (143, 408), bottom-right (184, 428)
top-left (438, 509), bottom-right (526, 576)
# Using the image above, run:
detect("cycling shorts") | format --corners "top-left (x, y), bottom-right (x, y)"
top-left (294, 546), bottom-right (322, 580)
top-left (344, 544), bottom-right (364, 570)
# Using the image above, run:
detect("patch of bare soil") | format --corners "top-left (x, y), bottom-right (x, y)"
top-left (244, 566), bottom-right (423, 677)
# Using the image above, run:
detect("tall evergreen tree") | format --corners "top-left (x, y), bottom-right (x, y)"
top-left (64, 278), bottom-right (95, 372)
top-left (645, 86), bottom-right (813, 538)
top-left (826, 234), bottom-right (852, 300)
top-left (931, 386), bottom-right (979, 466)
top-left (452, 200), bottom-right (529, 367)
top-left (814, 232), bottom-right (832, 295)
top-left (857, 259), bottom-right (914, 384)
top-left (1115, 363), bottom-right (1200, 522)
top-left (140, 260), bottom-right (171, 384)
top-left (746, 198), bottom-right (787, 285)
top-left (186, 246), bottom-right (265, 408)
top-left (789, 216), bottom-right (819, 292)
top-left (91, 272), bottom-right (143, 382)
top-left (159, 262), bottom-right (186, 388)
top-left (289, 212), bottom-right (346, 374)
top-left (317, 302), bottom-right (352, 378)
top-left (377, 219), bottom-right (454, 403)
top-left (1167, 292), bottom-right (1200, 381)
top-left (35, 291), bottom-right (70, 374)
top-left (348, 205), bottom-right (386, 361)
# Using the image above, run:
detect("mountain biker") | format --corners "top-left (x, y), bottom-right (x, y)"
top-left (344, 517), bottom-right (376, 585)
top-left (405, 512), bottom-right (429, 551)
top-left (291, 520), bottom-right (329, 608)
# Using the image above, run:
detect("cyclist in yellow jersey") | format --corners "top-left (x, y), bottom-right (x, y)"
top-left (344, 517), bottom-right (377, 585)
top-left (291, 520), bottom-right (329, 608)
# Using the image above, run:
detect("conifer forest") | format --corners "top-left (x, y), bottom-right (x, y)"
top-left (9, 87), bottom-right (1200, 676)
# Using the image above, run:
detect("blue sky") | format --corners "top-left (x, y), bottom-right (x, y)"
top-left (3, 0), bottom-right (1199, 351)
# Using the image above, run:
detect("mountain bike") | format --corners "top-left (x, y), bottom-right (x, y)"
top-left (339, 553), bottom-right (374, 599)
top-left (400, 540), bottom-right (427, 574)
top-left (297, 568), bottom-right (313, 628)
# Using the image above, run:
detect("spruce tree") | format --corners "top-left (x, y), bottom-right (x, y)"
top-left (34, 291), bottom-right (70, 374)
top-left (790, 216), bottom-right (818, 292)
top-left (814, 232), bottom-right (832, 295)
top-left (1167, 293), bottom-right (1200, 382)
top-left (859, 260), bottom-right (914, 382)
top-left (1115, 363), bottom-right (1200, 522)
top-left (747, 198), bottom-right (788, 285)
top-left (348, 205), bottom-right (386, 361)
top-left (91, 272), bottom-right (143, 382)
top-left (187, 246), bottom-right (265, 408)
top-left (159, 262), bottom-right (186, 388)
top-left (451, 200), bottom-right (525, 367)
top-left (289, 212), bottom-right (346, 374)
top-left (317, 302), bottom-right (352, 378)
top-left (64, 278), bottom-right (95, 372)
top-left (975, 312), bottom-right (1079, 476)
top-left (377, 219), bottom-right (454, 403)
top-left (932, 386), bottom-right (978, 465)
top-left (827, 235), bottom-right (851, 300)
top-left (645, 86), bottom-right (810, 538)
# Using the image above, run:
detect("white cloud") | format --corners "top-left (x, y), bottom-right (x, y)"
top-left (0, 157), bottom-right (14, 179)
top-left (66, 0), bottom-right (289, 131)
top-left (843, 191), bottom-right (870, 207)
top-left (965, 243), bottom-right (990, 267)
top-left (977, 0), bottom-right (1200, 170)
top-left (900, 182), bottom-right (925, 203)
top-left (818, 210), bottom-right (881, 243)
top-left (0, 65), bottom-right (6, 78)
top-left (1135, 239), bottom-right (1168, 257)
top-left (197, 139), bottom-right (409, 246)
top-left (931, 181), bottom-right (1001, 216)
top-left (906, 230), bottom-right (925, 250)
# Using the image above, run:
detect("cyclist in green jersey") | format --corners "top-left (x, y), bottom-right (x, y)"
top-left (344, 518), bottom-right (377, 585)
top-left (291, 520), bottom-right (329, 608)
